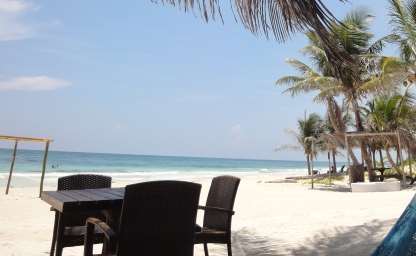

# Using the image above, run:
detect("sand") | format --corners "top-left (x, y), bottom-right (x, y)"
top-left (0, 174), bottom-right (414, 256)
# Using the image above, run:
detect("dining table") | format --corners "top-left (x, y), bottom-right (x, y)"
top-left (41, 187), bottom-right (125, 227)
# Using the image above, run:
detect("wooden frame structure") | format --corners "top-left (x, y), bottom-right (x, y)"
top-left (344, 131), bottom-right (405, 187)
top-left (1, 135), bottom-right (53, 196)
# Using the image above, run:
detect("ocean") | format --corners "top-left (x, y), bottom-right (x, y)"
top-left (0, 148), bottom-right (333, 187)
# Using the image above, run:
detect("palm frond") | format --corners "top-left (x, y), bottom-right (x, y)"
top-left (399, 39), bottom-right (414, 61)
top-left (332, 8), bottom-right (374, 55)
top-left (301, 45), bottom-right (327, 60)
top-left (381, 56), bottom-right (408, 74)
top-left (275, 76), bottom-right (303, 86)
top-left (313, 84), bottom-right (344, 102)
top-left (283, 128), bottom-right (301, 141)
top-left (275, 144), bottom-right (301, 151)
top-left (407, 0), bottom-right (416, 22)
top-left (389, 0), bottom-right (416, 58)
top-left (359, 56), bottom-right (409, 95)
top-left (367, 34), bottom-right (401, 54)
top-left (280, 77), bottom-right (337, 97)
top-left (152, 0), bottom-right (356, 65)
top-left (285, 58), bottom-right (318, 76)
top-left (153, 0), bottom-right (344, 40)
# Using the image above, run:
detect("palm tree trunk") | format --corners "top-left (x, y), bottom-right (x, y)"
top-left (385, 147), bottom-right (401, 175)
top-left (361, 140), bottom-right (375, 181)
top-left (372, 148), bottom-right (376, 168)
top-left (379, 149), bottom-right (385, 169)
top-left (350, 90), bottom-right (375, 181)
top-left (326, 97), bottom-right (345, 132)
top-left (306, 154), bottom-right (312, 175)
top-left (331, 149), bottom-right (337, 171)
top-left (327, 151), bottom-right (332, 184)
top-left (409, 149), bottom-right (413, 178)
top-left (326, 97), bottom-right (359, 165)
top-left (396, 147), bottom-right (401, 166)
top-left (347, 144), bottom-right (360, 165)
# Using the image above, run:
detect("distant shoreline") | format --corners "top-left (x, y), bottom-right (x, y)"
top-left (0, 147), bottom-right (338, 163)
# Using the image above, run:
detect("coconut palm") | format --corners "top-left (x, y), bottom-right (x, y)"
top-left (363, 89), bottom-right (416, 173)
top-left (277, 113), bottom-right (324, 175)
top-left (276, 56), bottom-right (361, 166)
top-left (381, 0), bottom-right (416, 88)
top-left (322, 107), bottom-right (352, 171)
top-left (276, 8), bottom-right (384, 167)
top-left (388, 0), bottom-right (416, 63)
top-left (279, 8), bottom-right (409, 181)
top-left (276, 30), bottom-right (346, 135)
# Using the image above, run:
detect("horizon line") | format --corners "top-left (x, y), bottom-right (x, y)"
top-left (0, 147), bottom-right (320, 163)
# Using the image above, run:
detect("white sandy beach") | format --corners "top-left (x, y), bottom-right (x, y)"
top-left (0, 174), bottom-right (414, 256)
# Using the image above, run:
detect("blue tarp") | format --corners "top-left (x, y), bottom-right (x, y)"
top-left (372, 195), bottom-right (416, 256)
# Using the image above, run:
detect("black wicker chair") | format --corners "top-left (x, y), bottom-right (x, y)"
top-left (83, 180), bottom-right (201, 256)
top-left (195, 175), bottom-right (240, 256)
top-left (50, 174), bottom-right (112, 256)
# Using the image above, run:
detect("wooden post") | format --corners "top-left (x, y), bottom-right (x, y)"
top-left (327, 151), bottom-right (332, 185)
top-left (408, 143), bottom-right (413, 178)
top-left (345, 135), bottom-right (352, 190)
top-left (396, 132), bottom-right (405, 187)
top-left (311, 139), bottom-right (314, 190)
top-left (39, 141), bottom-right (50, 197)
top-left (5, 140), bottom-right (18, 195)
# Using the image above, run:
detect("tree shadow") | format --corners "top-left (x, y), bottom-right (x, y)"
top-left (232, 228), bottom-right (286, 256)
top-left (312, 184), bottom-right (351, 192)
top-left (232, 219), bottom-right (394, 256)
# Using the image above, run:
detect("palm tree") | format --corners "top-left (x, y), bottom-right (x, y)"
top-left (363, 89), bottom-right (416, 173)
top-left (388, 0), bottom-right (416, 63)
top-left (276, 56), bottom-right (360, 166)
top-left (152, 0), bottom-right (353, 64)
top-left (278, 8), bottom-right (408, 181)
top-left (277, 113), bottom-right (324, 175)
top-left (383, 0), bottom-right (416, 86)
top-left (277, 30), bottom-right (345, 129)
top-left (322, 108), bottom-right (351, 171)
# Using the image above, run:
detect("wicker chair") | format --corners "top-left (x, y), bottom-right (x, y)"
top-left (195, 175), bottom-right (240, 256)
top-left (50, 174), bottom-right (112, 256)
top-left (83, 180), bottom-right (201, 256)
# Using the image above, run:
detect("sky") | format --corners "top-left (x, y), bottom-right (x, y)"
top-left (0, 0), bottom-right (399, 160)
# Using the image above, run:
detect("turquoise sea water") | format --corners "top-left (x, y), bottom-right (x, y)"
top-left (0, 149), bottom-right (334, 186)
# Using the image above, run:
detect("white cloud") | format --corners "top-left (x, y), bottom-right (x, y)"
top-left (0, 76), bottom-right (71, 91)
top-left (0, 0), bottom-right (29, 12)
top-left (0, 0), bottom-right (33, 41)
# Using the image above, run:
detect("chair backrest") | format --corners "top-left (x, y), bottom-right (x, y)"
top-left (57, 174), bottom-right (112, 191)
top-left (116, 181), bottom-right (201, 256)
top-left (57, 174), bottom-right (112, 226)
top-left (372, 194), bottom-right (416, 256)
top-left (203, 175), bottom-right (240, 231)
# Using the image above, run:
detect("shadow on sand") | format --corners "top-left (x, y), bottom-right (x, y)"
top-left (231, 219), bottom-right (394, 256)
top-left (311, 184), bottom-right (351, 192)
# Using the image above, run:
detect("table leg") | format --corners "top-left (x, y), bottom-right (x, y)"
top-left (102, 207), bottom-right (121, 254)
top-left (55, 212), bottom-right (65, 256)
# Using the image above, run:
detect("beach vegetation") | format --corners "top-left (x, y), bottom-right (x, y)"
top-left (300, 174), bottom-right (346, 185)
top-left (276, 113), bottom-right (324, 175)
top-left (278, 5), bottom-right (416, 183)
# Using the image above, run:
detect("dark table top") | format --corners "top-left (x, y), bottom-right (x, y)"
top-left (41, 187), bottom-right (125, 213)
